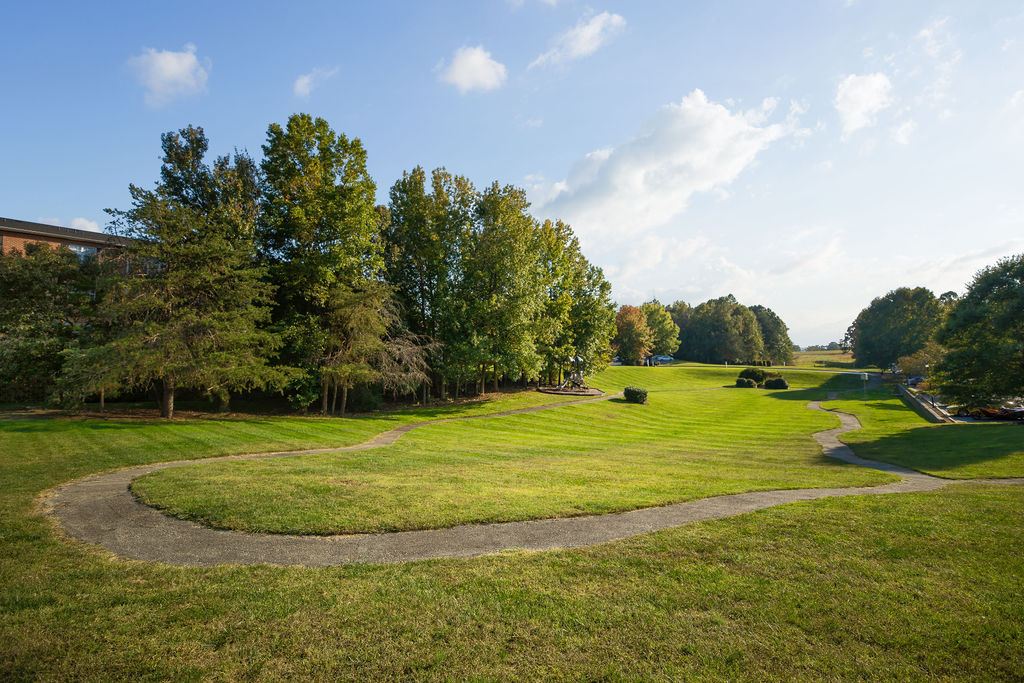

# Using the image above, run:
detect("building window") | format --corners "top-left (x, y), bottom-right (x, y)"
top-left (67, 244), bottom-right (98, 260)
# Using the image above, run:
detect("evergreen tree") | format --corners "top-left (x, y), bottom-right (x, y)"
top-left (86, 126), bottom-right (285, 418)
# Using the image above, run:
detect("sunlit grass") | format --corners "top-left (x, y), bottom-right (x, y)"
top-left (824, 388), bottom-right (1024, 479)
top-left (131, 367), bottom-right (893, 534)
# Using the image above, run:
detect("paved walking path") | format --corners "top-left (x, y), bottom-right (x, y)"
top-left (43, 389), bottom-right (1024, 567)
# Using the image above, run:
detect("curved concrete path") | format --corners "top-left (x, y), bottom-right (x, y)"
top-left (43, 390), bottom-right (1024, 567)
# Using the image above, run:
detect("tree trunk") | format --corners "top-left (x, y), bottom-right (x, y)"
top-left (493, 369), bottom-right (499, 392)
top-left (320, 377), bottom-right (329, 415)
top-left (99, 387), bottom-right (105, 412)
top-left (330, 380), bottom-right (339, 416)
top-left (340, 383), bottom-right (349, 417)
top-left (218, 391), bottom-right (230, 413)
top-left (478, 365), bottom-right (485, 395)
top-left (422, 381), bottom-right (428, 405)
top-left (455, 380), bottom-right (461, 399)
top-left (160, 379), bottom-right (175, 419)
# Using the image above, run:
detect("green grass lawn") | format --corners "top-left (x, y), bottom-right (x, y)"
top-left (130, 367), bottom-right (895, 534)
top-left (791, 349), bottom-right (875, 371)
top-left (3, 366), bottom-right (1023, 679)
top-left (823, 388), bottom-right (1024, 479)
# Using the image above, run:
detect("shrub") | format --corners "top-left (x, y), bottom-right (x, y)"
top-left (738, 367), bottom-right (770, 384)
top-left (624, 386), bottom-right (648, 404)
top-left (735, 377), bottom-right (757, 388)
top-left (764, 377), bottom-right (789, 390)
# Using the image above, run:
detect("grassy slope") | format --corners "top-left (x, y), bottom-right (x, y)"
top-left (3, 481), bottom-right (1022, 679)
top-left (1, 367), bottom-right (1022, 678)
top-left (824, 388), bottom-right (1024, 479)
top-left (130, 367), bottom-right (895, 534)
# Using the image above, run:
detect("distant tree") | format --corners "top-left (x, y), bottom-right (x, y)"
top-left (679, 295), bottom-right (763, 364)
top-left (935, 254), bottom-right (1024, 405)
top-left (666, 300), bottom-right (692, 359)
top-left (613, 305), bottom-right (652, 365)
top-left (849, 287), bottom-right (942, 369)
top-left (641, 300), bottom-right (680, 357)
top-left (749, 304), bottom-right (794, 365)
top-left (896, 341), bottom-right (945, 379)
top-left (86, 125), bottom-right (286, 418)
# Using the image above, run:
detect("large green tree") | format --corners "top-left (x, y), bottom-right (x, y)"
top-left (749, 304), bottom-right (794, 365)
top-left (385, 167), bottom-right (477, 398)
top-left (464, 182), bottom-right (544, 390)
top-left (259, 114), bottom-right (387, 412)
top-left (849, 287), bottom-right (942, 369)
top-left (936, 254), bottom-right (1024, 405)
top-left (85, 126), bottom-right (285, 418)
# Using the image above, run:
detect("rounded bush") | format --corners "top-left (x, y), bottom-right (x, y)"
top-left (738, 368), bottom-right (769, 384)
top-left (735, 377), bottom-right (757, 388)
top-left (764, 377), bottom-right (789, 390)
top-left (624, 386), bottom-right (648, 404)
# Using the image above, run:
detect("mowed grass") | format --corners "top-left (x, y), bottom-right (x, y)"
top-left (823, 388), bottom-right (1024, 479)
top-left (131, 366), bottom-right (895, 534)
top-left (4, 477), bottom-right (1023, 679)
top-left (1, 367), bottom-right (1023, 678)
top-left (791, 349), bottom-right (874, 371)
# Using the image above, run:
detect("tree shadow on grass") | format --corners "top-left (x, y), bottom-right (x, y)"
top-left (841, 422), bottom-right (1024, 478)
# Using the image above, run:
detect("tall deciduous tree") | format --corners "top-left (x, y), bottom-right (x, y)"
top-left (849, 287), bottom-right (942, 369)
top-left (259, 114), bottom-right (386, 412)
top-left (91, 126), bottom-right (285, 418)
top-left (936, 254), bottom-right (1024, 405)
top-left (464, 182), bottom-right (544, 390)
top-left (640, 300), bottom-right (680, 357)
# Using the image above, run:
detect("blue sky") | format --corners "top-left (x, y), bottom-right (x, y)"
top-left (2, 1), bottom-right (1023, 344)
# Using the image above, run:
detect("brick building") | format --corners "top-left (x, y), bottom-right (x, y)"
top-left (0, 217), bottom-right (130, 257)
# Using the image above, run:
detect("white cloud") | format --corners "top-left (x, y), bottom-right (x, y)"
top-left (1008, 90), bottom-right (1024, 110)
top-left (834, 72), bottom-right (892, 137)
top-left (293, 67), bottom-right (338, 99)
top-left (437, 45), bottom-right (507, 93)
top-left (523, 117), bottom-right (544, 128)
top-left (126, 44), bottom-right (209, 108)
top-left (39, 217), bottom-right (101, 232)
top-left (916, 17), bottom-right (961, 105)
top-left (533, 89), bottom-right (791, 241)
top-left (529, 11), bottom-right (626, 69)
top-left (891, 119), bottom-right (917, 144)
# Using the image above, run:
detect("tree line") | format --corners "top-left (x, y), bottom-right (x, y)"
top-left (611, 295), bottom-right (795, 366)
top-left (845, 253), bottom-right (1024, 406)
top-left (0, 115), bottom-right (616, 417)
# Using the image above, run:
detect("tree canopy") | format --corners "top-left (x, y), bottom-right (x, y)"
top-left (848, 287), bottom-right (942, 369)
top-left (936, 254), bottom-right (1024, 405)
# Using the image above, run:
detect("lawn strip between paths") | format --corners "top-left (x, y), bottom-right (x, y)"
top-left (43, 389), bottom-right (1024, 566)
